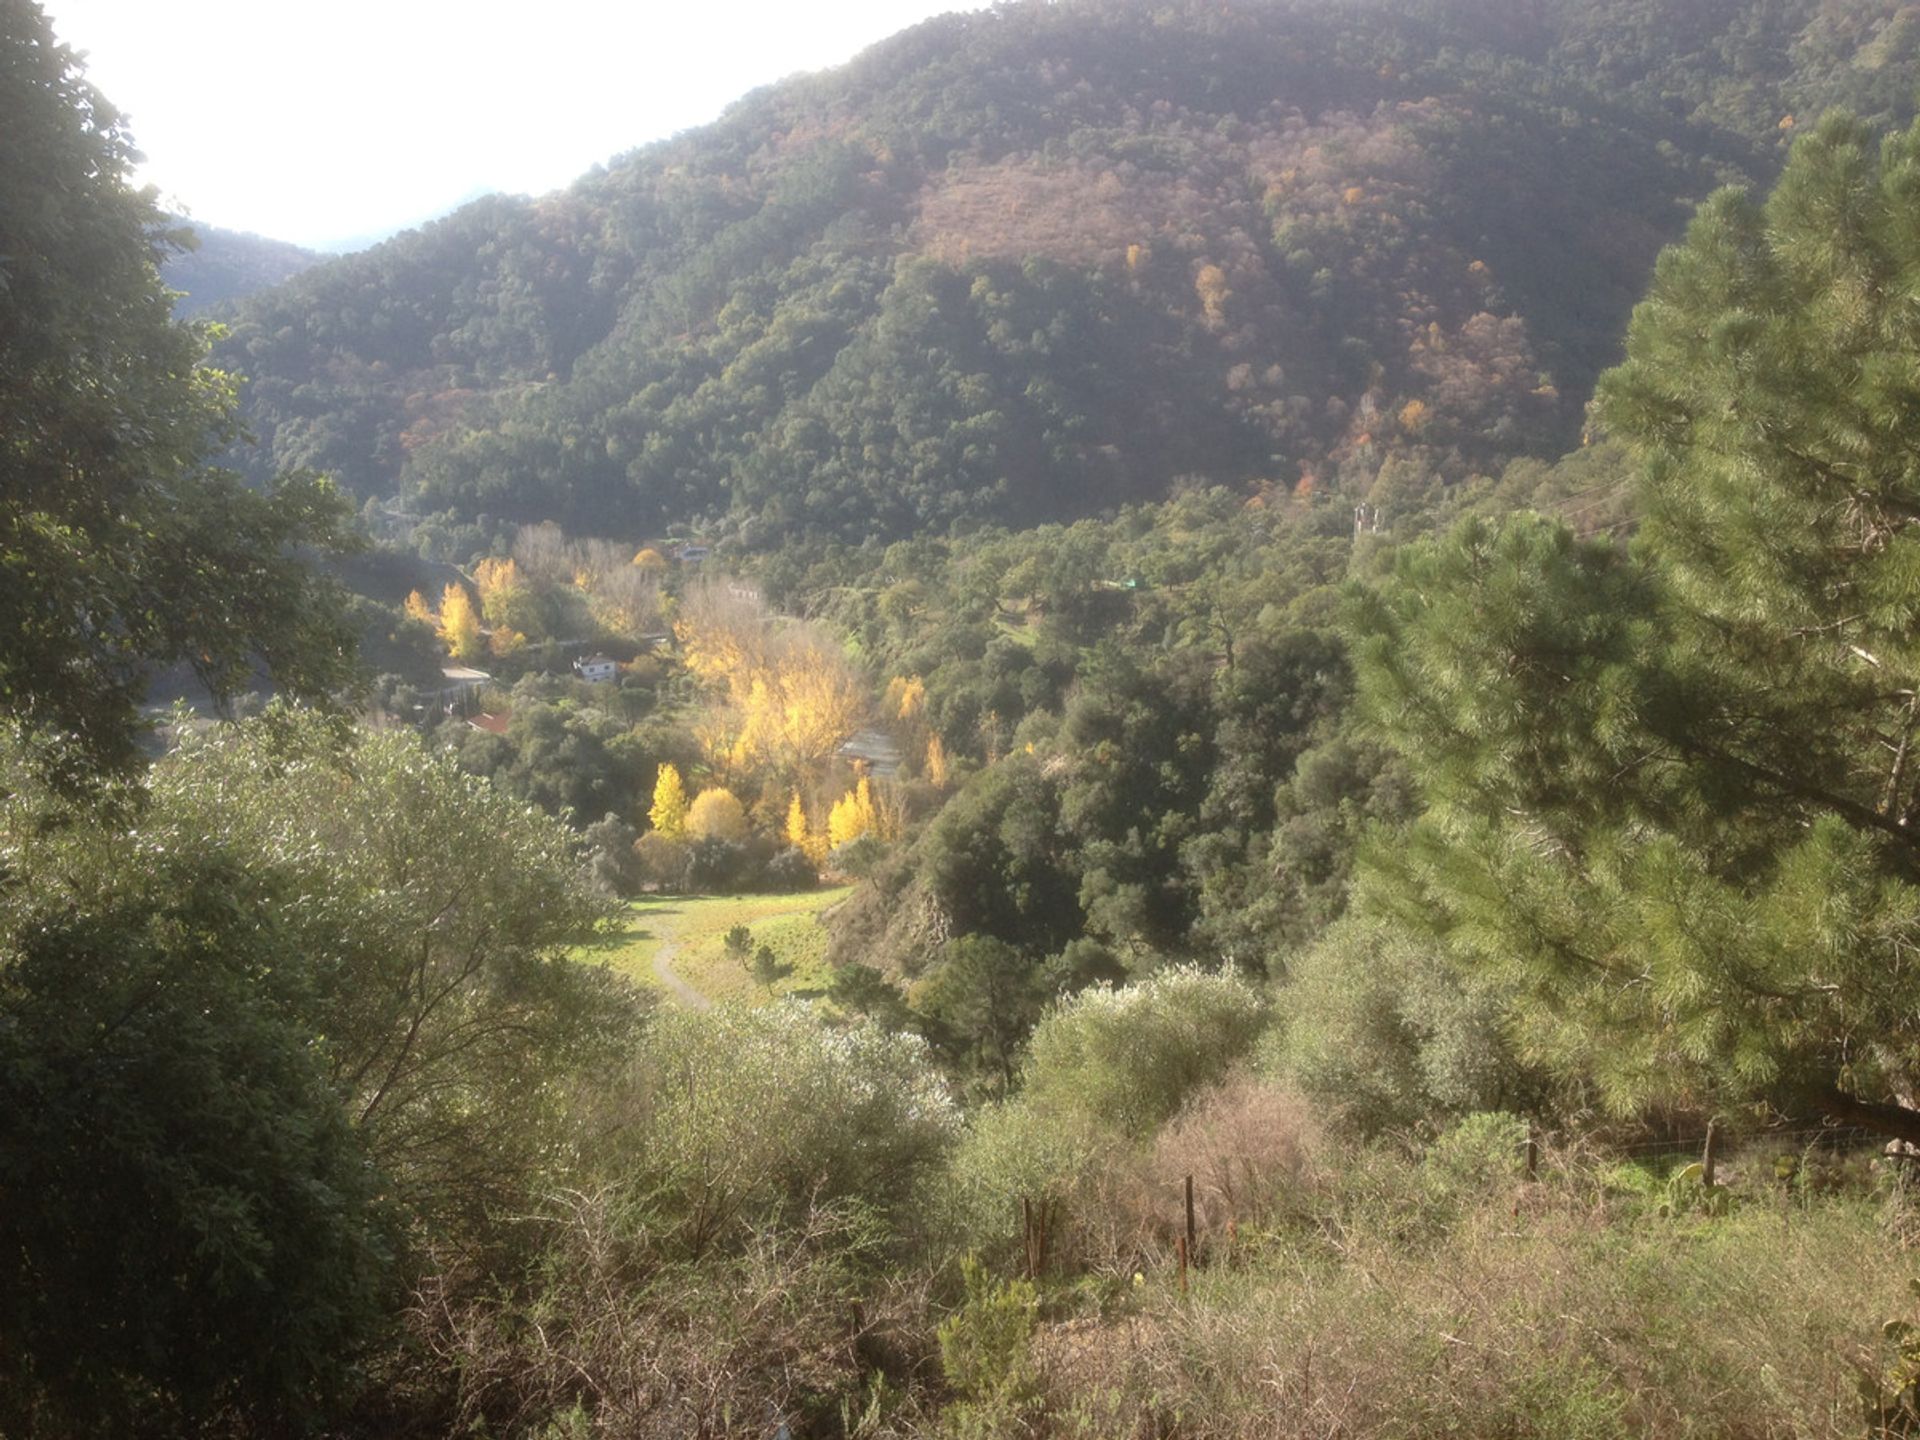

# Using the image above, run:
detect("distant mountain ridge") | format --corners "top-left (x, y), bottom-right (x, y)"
top-left (162, 223), bottom-right (323, 316)
top-left (214, 0), bottom-right (1920, 544)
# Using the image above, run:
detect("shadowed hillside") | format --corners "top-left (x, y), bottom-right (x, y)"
top-left (214, 0), bottom-right (1920, 543)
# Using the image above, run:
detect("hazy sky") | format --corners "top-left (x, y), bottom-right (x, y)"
top-left (42, 0), bottom-right (983, 252)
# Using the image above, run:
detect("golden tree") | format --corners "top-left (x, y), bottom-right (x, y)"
top-left (783, 791), bottom-right (806, 856)
top-left (473, 556), bottom-right (541, 641)
top-left (926, 734), bottom-right (951, 789)
top-left (678, 578), bottom-right (866, 778)
top-left (403, 589), bottom-right (436, 626)
top-left (885, 674), bottom-right (927, 722)
top-left (438, 584), bottom-right (482, 662)
top-left (827, 777), bottom-right (880, 850)
top-left (763, 645), bottom-right (866, 772)
top-left (648, 764), bottom-right (690, 838)
top-left (687, 787), bottom-right (749, 842)
top-left (1195, 262), bottom-right (1230, 324)
top-left (674, 578), bottom-right (769, 697)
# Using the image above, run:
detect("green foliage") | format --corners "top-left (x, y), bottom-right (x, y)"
top-left (936, 1257), bottom-right (1042, 1434)
top-left (1350, 112), bottom-right (1920, 1139)
top-left (1263, 917), bottom-right (1529, 1135)
top-left (1656, 1162), bottom-right (1732, 1220)
top-left (0, 845), bottom-right (397, 1435)
top-left (144, 709), bottom-right (638, 1231)
top-left (916, 935), bottom-right (1052, 1095)
top-left (209, 0), bottom-right (1905, 548)
top-left (160, 221), bottom-right (321, 316)
top-left (1862, 1280), bottom-right (1920, 1436)
top-left (0, 0), bottom-right (356, 782)
top-left (1021, 965), bottom-right (1272, 1138)
top-left (603, 1004), bottom-right (959, 1253)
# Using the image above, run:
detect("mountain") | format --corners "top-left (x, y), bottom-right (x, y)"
top-left (161, 223), bottom-right (324, 316)
top-left (214, 0), bottom-right (1920, 545)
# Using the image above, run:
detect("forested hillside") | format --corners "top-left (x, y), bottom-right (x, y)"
top-left (22, 1), bottom-right (1920, 1435)
top-left (160, 222), bottom-right (322, 315)
top-left (218, 0), bottom-right (1920, 544)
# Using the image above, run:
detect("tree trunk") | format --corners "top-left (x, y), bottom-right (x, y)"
top-left (1819, 1086), bottom-right (1920, 1146)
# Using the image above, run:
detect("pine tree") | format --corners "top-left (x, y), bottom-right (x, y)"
top-left (1351, 112), bottom-right (1920, 1143)
top-left (648, 763), bottom-right (690, 838)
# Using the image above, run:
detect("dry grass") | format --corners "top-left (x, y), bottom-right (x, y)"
top-left (1028, 1162), bottom-right (1906, 1439)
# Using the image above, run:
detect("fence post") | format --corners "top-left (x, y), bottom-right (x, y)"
top-left (1184, 1173), bottom-right (1197, 1262)
top-left (1176, 1234), bottom-right (1189, 1297)
top-left (1702, 1119), bottom-right (1720, 1188)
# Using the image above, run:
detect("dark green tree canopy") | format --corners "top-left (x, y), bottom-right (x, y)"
top-left (0, 0), bottom-right (355, 779)
top-left (1352, 112), bottom-right (1920, 1140)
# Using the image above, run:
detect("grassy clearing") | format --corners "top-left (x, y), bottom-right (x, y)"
top-left (581, 887), bottom-right (852, 1004)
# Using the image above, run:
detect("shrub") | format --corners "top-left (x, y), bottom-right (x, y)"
top-left (632, 831), bottom-right (688, 891)
top-left (1022, 965), bottom-right (1272, 1138)
top-left (434, 1191), bottom-right (889, 1439)
top-left (1031, 1178), bottom-right (1900, 1440)
top-left (1143, 1076), bottom-right (1325, 1237)
top-left (937, 1258), bottom-right (1042, 1436)
top-left (684, 835), bottom-right (751, 892)
top-left (1262, 917), bottom-right (1527, 1135)
top-left (763, 845), bottom-right (819, 891)
top-left (946, 1098), bottom-right (1108, 1261)
top-left (582, 812), bottom-right (642, 898)
top-left (595, 1004), bottom-right (959, 1254)
top-left (829, 832), bottom-right (888, 877)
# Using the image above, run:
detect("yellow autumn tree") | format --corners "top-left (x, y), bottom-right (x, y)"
top-left (474, 555), bottom-right (543, 641)
top-left (893, 675), bottom-right (927, 723)
top-left (785, 790), bottom-right (826, 862)
top-left (926, 734), bottom-right (950, 789)
top-left (674, 579), bottom-right (768, 698)
top-left (632, 547), bottom-right (668, 572)
top-left (766, 649), bottom-right (865, 771)
top-left (687, 787), bottom-right (749, 842)
top-left (827, 776), bottom-right (881, 850)
top-left (1195, 263), bottom-right (1230, 324)
top-left (438, 584), bottom-right (481, 662)
top-left (694, 705), bottom-right (753, 778)
top-left (403, 589), bottom-right (436, 625)
top-left (649, 763), bottom-right (690, 838)
top-left (827, 793), bottom-right (867, 850)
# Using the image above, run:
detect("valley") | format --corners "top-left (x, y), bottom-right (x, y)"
top-left (10, 2), bottom-right (1920, 1436)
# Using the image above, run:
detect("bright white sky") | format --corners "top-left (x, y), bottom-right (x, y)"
top-left (42, 0), bottom-right (984, 252)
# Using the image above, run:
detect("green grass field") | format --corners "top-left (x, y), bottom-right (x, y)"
top-left (582, 886), bottom-right (852, 1006)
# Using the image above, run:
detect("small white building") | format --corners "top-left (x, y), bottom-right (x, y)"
top-left (573, 654), bottom-right (618, 684)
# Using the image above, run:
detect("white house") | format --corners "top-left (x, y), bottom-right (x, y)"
top-left (573, 654), bottom-right (618, 684)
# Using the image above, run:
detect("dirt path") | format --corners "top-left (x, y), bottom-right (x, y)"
top-left (650, 938), bottom-right (712, 1010)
